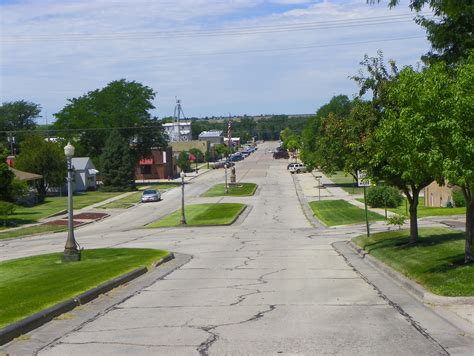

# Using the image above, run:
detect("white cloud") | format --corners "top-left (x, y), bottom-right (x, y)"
top-left (0, 0), bottom-right (430, 120)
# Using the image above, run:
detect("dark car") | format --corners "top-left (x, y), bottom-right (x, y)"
top-left (273, 150), bottom-right (289, 159)
top-left (230, 155), bottom-right (244, 162)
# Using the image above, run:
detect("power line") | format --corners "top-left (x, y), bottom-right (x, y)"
top-left (2, 13), bottom-right (434, 42)
top-left (0, 125), bottom-right (166, 135)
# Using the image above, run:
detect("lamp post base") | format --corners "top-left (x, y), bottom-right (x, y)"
top-left (62, 249), bottom-right (81, 262)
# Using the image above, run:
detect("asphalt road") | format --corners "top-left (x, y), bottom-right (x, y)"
top-left (1, 142), bottom-right (471, 355)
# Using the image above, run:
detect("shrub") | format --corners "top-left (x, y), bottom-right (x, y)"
top-left (452, 190), bottom-right (466, 207)
top-left (387, 214), bottom-right (406, 230)
top-left (0, 201), bottom-right (15, 226)
top-left (366, 185), bottom-right (403, 208)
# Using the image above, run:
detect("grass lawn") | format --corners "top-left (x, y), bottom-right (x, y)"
top-left (353, 228), bottom-right (473, 296)
top-left (309, 200), bottom-right (384, 226)
top-left (388, 198), bottom-right (466, 218)
top-left (0, 248), bottom-right (169, 328)
top-left (99, 184), bottom-right (178, 209)
top-left (0, 224), bottom-right (67, 240)
top-left (327, 171), bottom-right (364, 195)
top-left (202, 183), bottom-right (257, 197)
top-left (6, 191), bottom-right (123, 226)
top-left (147, 203), bottom-right (246, 228)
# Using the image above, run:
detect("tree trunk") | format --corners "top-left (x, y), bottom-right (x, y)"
top-left (462, 187), bottom-right (473, 263)
top-left (405, 187), bottom-right (420, 244)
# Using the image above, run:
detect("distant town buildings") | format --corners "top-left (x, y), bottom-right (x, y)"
top-left (198, 130), bottom-right (223, 145)
top-left (163, 122), bottom-right (192, 142)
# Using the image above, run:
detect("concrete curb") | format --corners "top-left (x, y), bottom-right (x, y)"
top-left (0, 252), bottom-right (175, 346)
top-left (291, 174), bottom-right (325, 228)
top-left (347, 241), bottom-right (474, 306)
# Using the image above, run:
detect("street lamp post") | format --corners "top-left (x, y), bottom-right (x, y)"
top-left (62, 142), bottom-right (81, 262)
top-left (224, 164), bottom-right (228, 194)
top-left (180, 171), bottom-right (186, 225)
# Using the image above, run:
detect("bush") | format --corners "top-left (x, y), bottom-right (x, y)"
top-left (366, 186), bottom-right (403, 208)
top-left (0, 201), bottom-right (15, 226)
top-left (387, 214), bottom-right (406, 230)
top-left (452, 190), bottom-right (466, 207)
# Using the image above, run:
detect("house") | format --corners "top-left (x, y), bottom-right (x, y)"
top-left (198, 130), bottom-right (224, 145)
top-left (135, 147), bottom-right (176, 180)
top-left (163, 122), bottom-right (192, 142)
top-left (71, 157), bottom-right (98, 192)
top-left (424, 181), bottom-right (456, 207)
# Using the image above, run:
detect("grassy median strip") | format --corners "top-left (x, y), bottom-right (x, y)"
top-left (6, 191), bottom-right (122, 226)
top-left (309, 200), bottom-right (384, 226)
top-left (0, 224), bottom-right (67, 241)
top-left (147, 203), bottom-right (246, 228)
top-left (353, 228), bottom-right (473, 296)
top-left (0, 248), bottom-right (168, 328)
top-left (202, 183), bottom-right (257, 197)
top-left (388, 199), bottom-right (465, 218)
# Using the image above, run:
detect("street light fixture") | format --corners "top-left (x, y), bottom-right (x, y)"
top-left (180, 171), bottom-right (186, 225)
top-left (62, 142), bottom-right (81, 262)
top-left (224, 164), bottom-right (228, 194)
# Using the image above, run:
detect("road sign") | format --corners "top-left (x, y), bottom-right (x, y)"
top-left (357, 170), bottom-right (371, 187)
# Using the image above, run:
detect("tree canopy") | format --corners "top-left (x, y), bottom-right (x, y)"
top-left (15, 136), bottom-right (66, 200)
top-left (54, 79), bottom-right (167, 164)
top-left (369, 1), bottom-right (474, 64)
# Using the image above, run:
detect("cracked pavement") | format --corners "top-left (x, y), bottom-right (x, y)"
top-left (2, 142), bottom-right (471, 355)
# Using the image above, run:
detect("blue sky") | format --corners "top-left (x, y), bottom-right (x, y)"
top-left (0, 0), bottom-right (431, 123)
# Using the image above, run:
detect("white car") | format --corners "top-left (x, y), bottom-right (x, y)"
top-left (141, 189), bottom-right (161, 202)
top-left (288, 163), bottom-right (307, 174)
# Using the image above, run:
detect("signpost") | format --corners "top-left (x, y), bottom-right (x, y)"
top-left (357, 170), bottom-right (371, 237)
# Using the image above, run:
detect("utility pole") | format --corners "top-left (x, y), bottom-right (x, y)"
top-left (173, 98), bottom-right (187, 142)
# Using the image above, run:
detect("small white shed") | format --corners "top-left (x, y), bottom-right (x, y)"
top-left (71, 157), bottom-right (98, 192)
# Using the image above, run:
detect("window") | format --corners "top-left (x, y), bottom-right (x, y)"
top-left (140, 165), bottom-right (151, 175)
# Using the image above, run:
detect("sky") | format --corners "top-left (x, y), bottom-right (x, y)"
top-left (0, 0), bottom-right (432, 124)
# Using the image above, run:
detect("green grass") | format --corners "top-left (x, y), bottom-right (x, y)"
top-left (6, 191), bottom-right (123, 226)
top-left (99, 184), bottom-right (178, 209)
top-left (0, 224), bottom-right (67, 240)
top-left (309, 200), bottom-right (384, 226)
top-left (202, 183), bottom-right (257, 197)
top-left (353, 228), bottom-right (473, 296)
top-left (0, 248), bottom-right (169, 327)
top-left (327, 172), bottom-right (364, 195)
top-left (388, 198), bottom-right (466, 218)
top-left (147, 203), bottom-right (246, 228)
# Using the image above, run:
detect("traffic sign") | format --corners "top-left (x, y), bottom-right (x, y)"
top-left (357, 170), bottom-right (371, 187)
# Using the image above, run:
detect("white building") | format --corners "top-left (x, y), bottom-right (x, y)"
top-left (163, 122), bottom-right (192, 142)
top-left (71, 157), bottom-right (99, 192)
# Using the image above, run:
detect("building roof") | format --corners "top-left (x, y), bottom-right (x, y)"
top-left (71, 157), bottom-right (93, 170)
top-left (163, 122), bottom-right (191, 127)
top-left (9, 167), bottom-right (43, 182)
top-left (199, 130), bottom-right (223, 138)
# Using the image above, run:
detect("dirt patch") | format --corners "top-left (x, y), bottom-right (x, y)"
top-left (73, 212), bottom-right (109, 220)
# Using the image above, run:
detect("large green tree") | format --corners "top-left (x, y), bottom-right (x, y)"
top-left (0, 150), bottom-right (15, 201)
top-left (100, 129), bottom-right (135, 191)
top-left (369, 1), bottom-right (474, 64)
top-left (0, 100), bottom-right (40, 153)
top-left (386, 56), bottom-right (473, 260)
top-left (54, 79), bottom-right (167, 165)
top-left (15, 136), bottom-right (66, 200)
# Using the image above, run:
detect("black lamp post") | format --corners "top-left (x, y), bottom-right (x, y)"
top-left (63, 142), bottom-right (81, 262)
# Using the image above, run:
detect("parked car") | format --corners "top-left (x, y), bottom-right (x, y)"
top-left (288, 163), bottom-right (307, 174)
top-left (242, 152), bottom-right (250, 158)
top-left (141, 189), bottom-right (161, 202)
top-left (287, 163), bottom-right (297, 170)
top-left (230, 155), bottom-right (244, 162)
top-left (273, 150), bottom-right (289, 159)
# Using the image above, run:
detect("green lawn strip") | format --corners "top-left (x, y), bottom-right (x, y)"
top-left (388, 198), bottom-right (465, 218)
top-left (353, 228), bottom-right (473, 296)
top-left (147, 203), bottom-right (246, 228)
top-left (327, 171), bottom-right (364, 195)
top-left (309, 200), bottom-right (384, 226)
top-left (0, 248), bottom-right (169, 328)
top-left (0, 224), bottom-right (67, 240)
top-left (201, 183), bottom-right (257, 197)
top-left (99, 184), bottom-right (179, 209)
top-left (7, 191), bottom-right (122, 226)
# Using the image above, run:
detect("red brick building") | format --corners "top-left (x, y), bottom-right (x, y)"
top-left (135, 147), bottom-right (176, 180)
